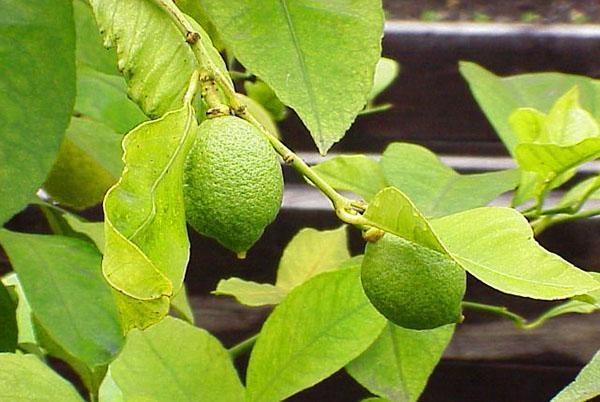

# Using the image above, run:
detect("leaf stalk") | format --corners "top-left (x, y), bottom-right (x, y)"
top-left (460, 300), bottom-right (585, 330)
top-left (228, 334), bottom-right (259, 359)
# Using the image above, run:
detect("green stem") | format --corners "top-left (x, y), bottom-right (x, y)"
top-left (183, 70), bottom-right (200, 104)
top-left (357, 103), bottom-right (393, 116)
top-left (152, 0), bottom-right (356, 216)
top-left (461, 301), bottom-right (528, 329)
top-left (524, 205), bottom-right (574, 218)
top-left (530, 216), bottom-right (553, 236)
top-left (531, 208), bottom-right (600, 236)
top-left (229, 70), bottom-right (253, 80)
top-left (150, 0), bottom-right (234, 91)
top-left (461, 300), bottom-right (595, 330)
top-left (229, 334), bottom-right (258, 359)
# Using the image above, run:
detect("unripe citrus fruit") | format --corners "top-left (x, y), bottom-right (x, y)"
top-left (361, 233), bottom-right (465, 330)
top-left (183, 116), bottom-right (283, 257)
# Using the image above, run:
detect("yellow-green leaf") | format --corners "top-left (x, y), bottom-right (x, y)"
top-left (362, 188), bottom-right (446, 253)
top-left (380, 143), bottom-right (519, 217)
top-left (552, 350), bottom-right (600, 402)
top-left (214, 227), bottom-right (352, 307)
top-left (214, 279), bottom-right (286, 307)
top-left (246, 267), bottom-right (386, 402)
top-left (347, 323), bottom-right (454, 402)
top-left (90, 0), bottom-right (230, 117)
top-left (99, 317), bottom-right (244, 401)
top-left (432, 207), bottom-right (600, 300)
top-left (459, 62), bottom-right (600, 155)
top-left (313, 155), bottom-right (387, 201)
top-left (276, 226), bottom-right (350, 291)
top-left (0, 354), bottom-right (83, 402)
top-left (102, 86), bottom-right (198, 330)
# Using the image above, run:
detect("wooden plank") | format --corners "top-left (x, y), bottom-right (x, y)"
top-left (281, 22), bottom-right (600, 155)
top-left (191, 295), bottom-right (600, 366)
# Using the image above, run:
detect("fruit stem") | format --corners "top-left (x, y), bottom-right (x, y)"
top-left (152, 0), bottom-right (359, 218)
top-left (228, 333), bottom-right (259, 359)
top-left (462, 301), bottom-right (532, 329)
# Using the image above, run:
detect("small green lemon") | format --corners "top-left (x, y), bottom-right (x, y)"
top-left (44, 139), bottom-right (116, 209)
top-left (183, 116), bottom-right (283, 257)
top-left (361, 233), bottom-right (466, 330)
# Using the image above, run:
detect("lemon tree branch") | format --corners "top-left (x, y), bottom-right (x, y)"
top-left (150, 0), bottom-right (357, 217)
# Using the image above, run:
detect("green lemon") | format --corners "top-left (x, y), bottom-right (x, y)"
top-left (361, 233), bottom-right (466, 330)
top-left (183, 116), bottom-right (283, 257)
top-left (44, 139), bottom-right (116, 209)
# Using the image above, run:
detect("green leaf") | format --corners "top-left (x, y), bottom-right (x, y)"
top-left (75, 66), bottom-right (147, 134)
top-left (543, 87), bottom-right (599, 143)
top-left (214, 279), bottom-right (286, 307)
top-left (512, 169), bottom-right (575, 208)
top-left (347, 323), bottom-right (454, 402)
top-left (511, 88), bottom-right (600, 181)
top-left (244, 80), bottom-right (288, 121)
top-left (369, 58), bottom-right (400, 101)
top-left (30, 201), bottom-right (105, 253)
top-left (459, 62), bottom-right (600, 155)
top-left (517, 139), bottom-right (600, 178)
top-left (215, 256), bottom-right (364, 308)
top-left (203, 0), bottom-right (384, 154)
top-left (90, 0), bottom-right (229, 118)
top-left (528, 272), bottom-right (600, 327)
top-left (0, 231), bottom-right (124, 389)
top-left (509, 87), bottom-right (599, 146)
top-left (556, 175), bottom-right (600, 212)
top-left (431, 207), bottom-right (600, 300)
top-left (552, 349), bottom-right (600, 402)
top-left (276, 226), bottom-right (350, 291)
top-left (313, 155), bottom-right (387, 201)
top-left (0, 0), bottom-right (76, 225)
top-left (63, 214), bottom-right (105, 254)
top-left (214, 227), bottom-right (352, 307)
top-left (1, 273), bottom-right (36, 347)
top-left (0, 282), bottom-right (17, 352)
top-left (0, 353), bottom-right (83, 402)
top-left (99, 317), bottom-right (244, 401)
top-left (170, 285), bottom-right (195, 324)
top-left (67, 118), bottom-right (124, 177)
top-left (43, 117), bottom-right (123, 209)
top-left (74, 0), bottom-right (118, 75)
top-left (102, 90), bottom-right (198, 330)
top-left (33, 318), bottom-right (107, 394)
top-left (246, 267), bottom-right (387, 402)
top-left (380, 143), bottom-right (520, 217)
top-left (362, 188), bottom-right (447, 253)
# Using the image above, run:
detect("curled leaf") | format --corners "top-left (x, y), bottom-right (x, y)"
top-left (102, 78), bottom-right (199, 330)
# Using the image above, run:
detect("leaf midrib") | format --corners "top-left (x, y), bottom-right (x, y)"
top-left (250, 299), bottom-right (377, 401)
top-left (15, 236), bottom-right (107, 366)
top-left (277, 0), bottom-right (323, 144)
top-left (128, 105), bottom-right (194, 241)
top-left (454, 254), bottom-right (582, 293)
top-left (388, 324), bottom-right (411, 401)
top-left (139, 333), bottom-right (197, 402)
